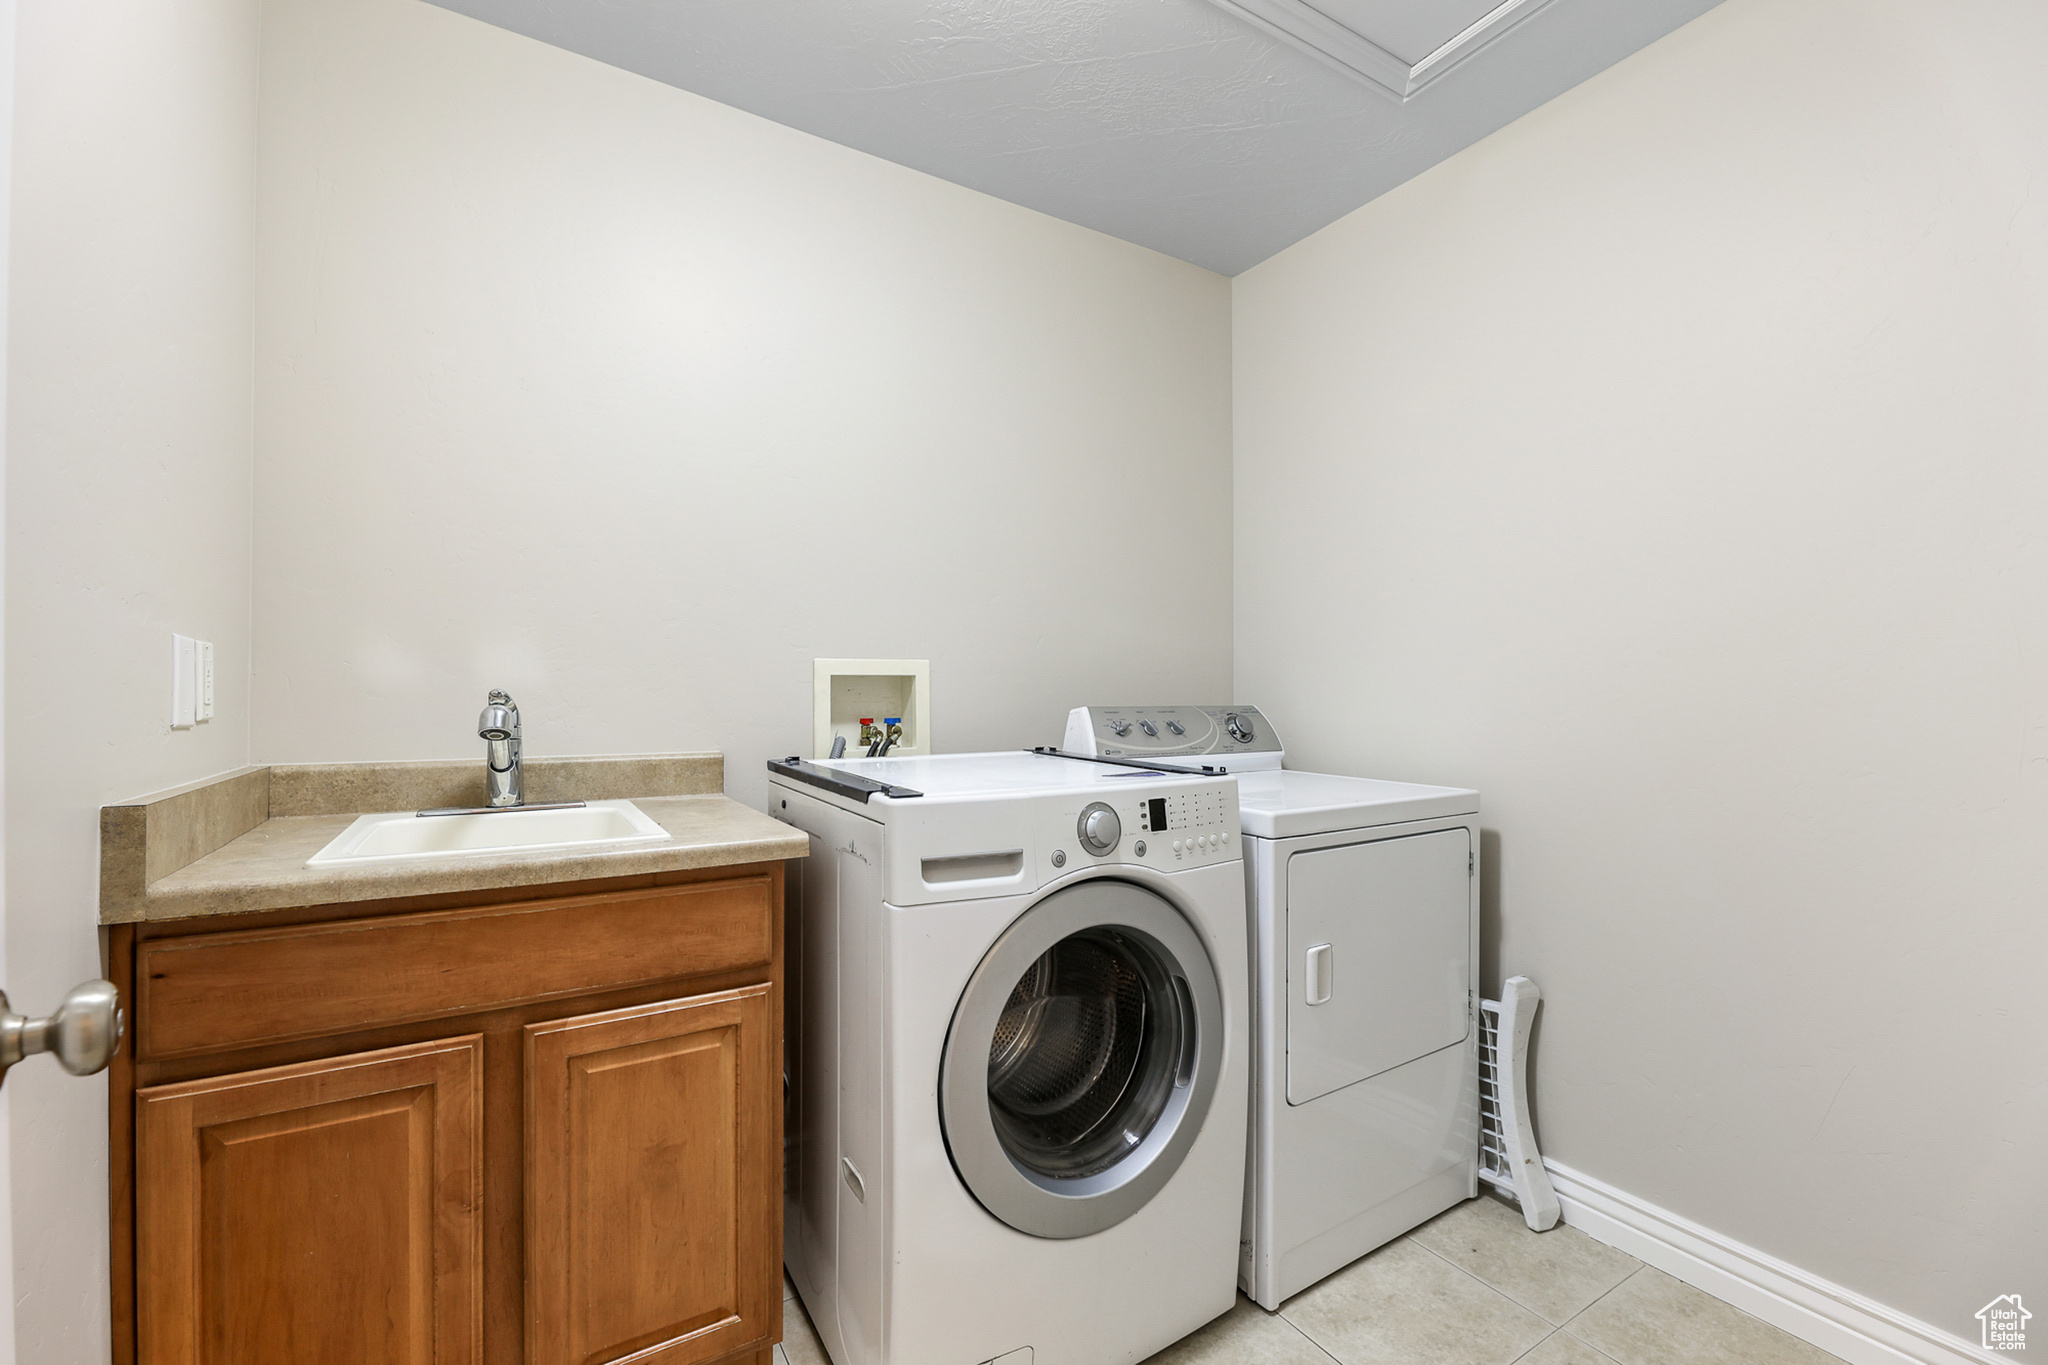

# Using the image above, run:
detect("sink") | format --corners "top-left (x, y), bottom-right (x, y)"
top-left (306, 799), bottom-right (671, 867)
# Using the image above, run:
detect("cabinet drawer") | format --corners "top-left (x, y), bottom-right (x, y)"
top-left (137, 877), bottom-right (773, 1058)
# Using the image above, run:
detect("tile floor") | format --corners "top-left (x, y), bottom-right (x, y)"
top-left (776, 1192), bottom-right (1846, 1365)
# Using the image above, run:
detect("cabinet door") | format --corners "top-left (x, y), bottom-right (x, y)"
top-left (525, 985), bottom-right (777, 1365)
top-left (136, 1036), bottom-right (484, 1365)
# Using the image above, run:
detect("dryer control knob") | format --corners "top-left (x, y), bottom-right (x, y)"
top-left (1077, 803), bottom-right (1122, 855)
top-left (1226, 712), bottom-right (1255, 743)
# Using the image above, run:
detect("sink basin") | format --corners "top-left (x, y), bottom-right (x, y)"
top-left (307, 799), bottom-right (671, 867)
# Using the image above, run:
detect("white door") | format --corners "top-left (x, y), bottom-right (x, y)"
top-left (1, 0), bottom-right (18, 1351)
top-left (1285, 828), bottom-right (1471, 1105)
top-left (0, 14), bottom-right (121, 1348)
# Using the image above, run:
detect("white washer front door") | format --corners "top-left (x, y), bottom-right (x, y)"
top-left (940, 879), bottom-right (1225, 1239)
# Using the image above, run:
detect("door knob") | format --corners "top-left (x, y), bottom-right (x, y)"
top-left (0, 980), bottom-right (123, 1088)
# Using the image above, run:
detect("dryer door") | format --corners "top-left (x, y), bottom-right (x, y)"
top-left (1285, 827), bottom-right (1472, 1105)
top-left (940, 879), bottom-right (1224, 1239)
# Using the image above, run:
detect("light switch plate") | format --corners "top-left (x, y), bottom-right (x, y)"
top-left (198, 640), bottom-right (215, 721)
top-left (171, 634), bottom-right (197, 729)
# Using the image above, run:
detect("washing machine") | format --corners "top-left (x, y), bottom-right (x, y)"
top-left (1063, 707), bottom-right (1481, 1310)
top-left (768, 750), bottom-right (1248, 1365)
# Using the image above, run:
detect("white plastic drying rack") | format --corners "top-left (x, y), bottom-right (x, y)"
top-left (1478, 976), bottom-right (1561, 1231)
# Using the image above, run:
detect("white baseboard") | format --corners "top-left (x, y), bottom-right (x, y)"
top-left (1543, 1160), bottom-right (1999, 1365)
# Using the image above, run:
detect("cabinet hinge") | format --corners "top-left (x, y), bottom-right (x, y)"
top-left (1469, 851), bottom-right (1475, 876)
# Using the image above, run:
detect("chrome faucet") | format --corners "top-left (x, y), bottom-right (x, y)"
top-left (477, 690), bottom-right (523, 807)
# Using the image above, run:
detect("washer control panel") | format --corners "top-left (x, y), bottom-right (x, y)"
top-left (1044, 777), bottom-right (1240, 871)
top-left (1065, 705), bottom-right (1284, 763)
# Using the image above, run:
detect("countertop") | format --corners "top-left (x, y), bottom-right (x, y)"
top-left (101, 755), bottom-right (808, 924)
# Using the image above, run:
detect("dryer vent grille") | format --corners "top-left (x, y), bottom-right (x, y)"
top-left (1476, 977), bottom-right (1560, 1232)
top-left (1478, 1015), bottom-right (1510, 1185)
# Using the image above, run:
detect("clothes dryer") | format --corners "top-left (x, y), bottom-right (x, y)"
top-left (1064, 708), bottom-right (1480, 1310)
top-left (769, 751), bottom-right (1248, 1365)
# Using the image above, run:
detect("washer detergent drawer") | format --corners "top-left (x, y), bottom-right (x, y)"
top-left (1285, 828), bottom-right (1470, 1106)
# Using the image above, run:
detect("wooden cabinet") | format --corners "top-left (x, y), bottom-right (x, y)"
top-left (136, 1038), bottom-right (484, 1365)
top-left (108, 866), bottom-right (785, 1365)
top-left (526, 989), bottom-right (775, 1365)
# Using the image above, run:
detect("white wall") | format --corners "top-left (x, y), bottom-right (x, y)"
top-left (252, 0), bottom-right (1234, 795)
top-left (1233, 0), bottom-right (2047, 1340)
top-left (4, 0), bottom-right (257, 1358)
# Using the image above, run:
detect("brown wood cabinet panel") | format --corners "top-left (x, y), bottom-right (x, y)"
top-left (138, 879), bottom-right (772, 1059)
top-left (525, 987), bottom-right (777, 1365)
top-left (135, 1036), bottom-right (484, 1365)
top-left (113, 863), bottom-right (786, 1365)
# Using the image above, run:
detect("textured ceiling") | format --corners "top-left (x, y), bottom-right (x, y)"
top-left (426, 0), bottom-right (1722, 275)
